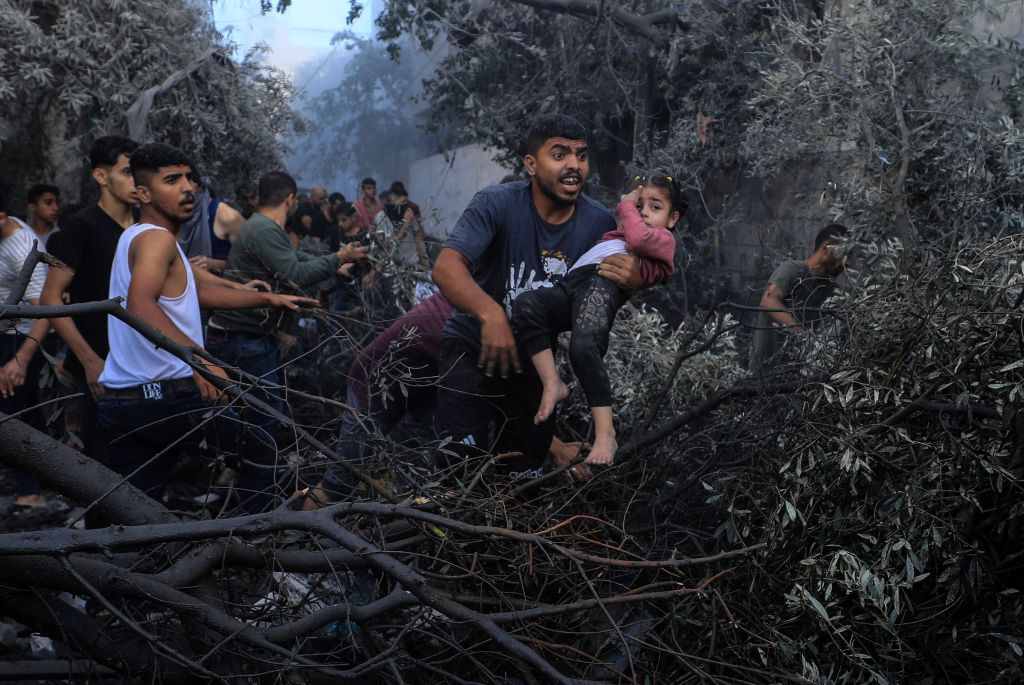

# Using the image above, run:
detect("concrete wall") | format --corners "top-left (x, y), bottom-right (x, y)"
top-left (406, 144), bottom-right (509, 239)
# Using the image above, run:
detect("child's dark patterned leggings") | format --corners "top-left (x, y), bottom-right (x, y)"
top-left (512, 265), bottom-right (627, 408)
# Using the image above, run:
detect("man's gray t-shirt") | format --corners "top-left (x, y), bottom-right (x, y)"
top-left (749, 259), bottom-right (837, 371)
top-left (443, 180), bottom-right (616, 350)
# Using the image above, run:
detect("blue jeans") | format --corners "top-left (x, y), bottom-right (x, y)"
top-left (320, 384), bottom-right (438, 501)
top-left (98, 385), bottom-right (233, 504)
top-left (320, 388), bottom-right (371, 501)
top-left (206, 334), bottom-right (286, 512)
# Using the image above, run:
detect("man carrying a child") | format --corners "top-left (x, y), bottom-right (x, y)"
top-left (431, 114), bottom-right (643, 480)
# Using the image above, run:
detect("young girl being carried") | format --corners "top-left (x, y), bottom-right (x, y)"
top-left (512, 173), bottom-right (684, 465)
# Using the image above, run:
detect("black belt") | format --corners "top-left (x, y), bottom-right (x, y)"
top-left (102, 377), bottom-right (196, 401)
top-left (206, 327), bottom-right (267, 343)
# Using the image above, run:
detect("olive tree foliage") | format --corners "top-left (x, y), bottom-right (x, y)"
top-left (0, 0), bottom-right (299, 205)
top-left (337, 1), bottom-right (1024, 682)
top-left (370, 0), bottom-right (719, 191)
top-left (740, 0), bottom-right (1024, 252)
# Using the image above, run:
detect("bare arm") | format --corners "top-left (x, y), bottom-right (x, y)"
top-left (205, 258), bottom-right (228, 272)
top-left (432, 247), bottom-right (520, 377)
top-left (214, 202), bottom-right (245, 242)
top-left (0, 307), bottom-right (50, 399)
top-left (40, 266), bottom-right (105, 399)
top-left (127, 231), bottom-right (226, 402)
top-left (195, 278), bottom-right (317, 311)
top-left (761, 282), bottom-right (801, 329)
top-left (193, 266), bottom-right (248, 291)
top-left (203, 205), bottom-right (243, 276)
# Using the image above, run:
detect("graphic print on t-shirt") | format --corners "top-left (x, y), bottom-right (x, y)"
top-left (502, 248), bottom-right (569, 317)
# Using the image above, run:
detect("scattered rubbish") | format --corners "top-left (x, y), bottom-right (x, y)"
top-left (29, 634), bottom-right (55, 660)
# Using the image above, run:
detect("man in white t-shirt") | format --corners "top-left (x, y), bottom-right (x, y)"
top-left (25, 183), bottom-right (61, 250)
top-left (96, 143), bottom-right (316, 509)
top-left (0, 190), bottom-right (51, 506)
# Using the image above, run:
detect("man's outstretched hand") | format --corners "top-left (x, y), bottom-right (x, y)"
top-left (267, 294), bottom-right (320, 311)
top-left (478, 307), bottom-right (521, 378)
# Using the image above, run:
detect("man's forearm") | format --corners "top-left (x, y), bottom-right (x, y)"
top-left (769, 311), bottom-right (801, 328)
top-left (15, 316), bottom-right (51, 364)
top-left (260, 239), bottom-right (340, 286)
top-left (763, 297), bottom-right (801, 328)
top-left (433, 249), bottom-right (502, 321)
top-left (49, 316), bottom-right (102, 367)
top-left (206, 258), bottom-right (228, 273)
top-left (197, 283), bottom-right (273, 310)
top-left (194, 267), bottom-right (248, 290)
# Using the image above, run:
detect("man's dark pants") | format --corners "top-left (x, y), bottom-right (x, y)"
top-left (97, 381), bottom-right (235, 504)
top-left (206, 333), bottom-right (287, 512)
top-left (71, 375), bottom-right (104, 459)
top-left (435, 336), bottom-right (554, 476)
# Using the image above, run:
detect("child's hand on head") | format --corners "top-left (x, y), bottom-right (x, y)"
top-left (621, 186), bottom-right (642, 203)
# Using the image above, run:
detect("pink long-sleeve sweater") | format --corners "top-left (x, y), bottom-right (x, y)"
top-left (598, 199), bottom-right (677, 288)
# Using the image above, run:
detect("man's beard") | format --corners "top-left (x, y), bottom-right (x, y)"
top-left (534, 175), bottom-right (578, 207)
top-left (152, 198), bottom-right (194, 228)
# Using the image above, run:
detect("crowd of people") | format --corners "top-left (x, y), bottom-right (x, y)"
top-left (0, 113), bottom-right (848, 514)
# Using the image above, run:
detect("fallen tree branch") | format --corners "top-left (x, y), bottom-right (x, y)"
top-left (620, 375), bottom-right (824, 458)
top-left (0, 501), bottom-right (765, 571)
top-left (0, 284), bottom-right (382, 500)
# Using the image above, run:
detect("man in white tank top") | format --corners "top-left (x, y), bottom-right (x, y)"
top-left (96, 143), bottom-right (317, 509)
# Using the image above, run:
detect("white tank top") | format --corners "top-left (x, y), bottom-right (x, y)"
top-left (99, 224), bottom-right (204, 389)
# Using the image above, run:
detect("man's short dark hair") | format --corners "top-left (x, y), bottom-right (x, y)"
top-left (388, 181), bottom-right (408, 197)
top-left (328, 192), bottom-right (346, 204)
top-left (258, 171), bottom-right (298, 208)
top-left (89, 135), bottom-right (139, 169)
top-left (525, 114), bottom-right (589, 156)
top-left (27, 184), bottom-right (60, 205)
top-left (335, 201), bottom-right (356, 218)
top-left (361, 177), bottom-right (376, 187)
top-left (129, 143), bottom-right (196, 186)
top-left (814, 223), bottom-right (849, 251)
top-left (0, 189), bottom-right (5, 214)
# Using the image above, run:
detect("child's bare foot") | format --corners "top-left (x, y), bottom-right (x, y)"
top-left (534, 379), bottom-right (570, 424)
top-left (585, 432), bottom-right (618, 466)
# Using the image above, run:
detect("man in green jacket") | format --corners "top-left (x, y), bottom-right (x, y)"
top-left (207, 171), bottom-right (366, 511)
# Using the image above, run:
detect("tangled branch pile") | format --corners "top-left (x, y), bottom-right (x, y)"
top-left (584, 235), bottom-right (1024, 684)
top-left (0, 232), bottom-right (1020, 683)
